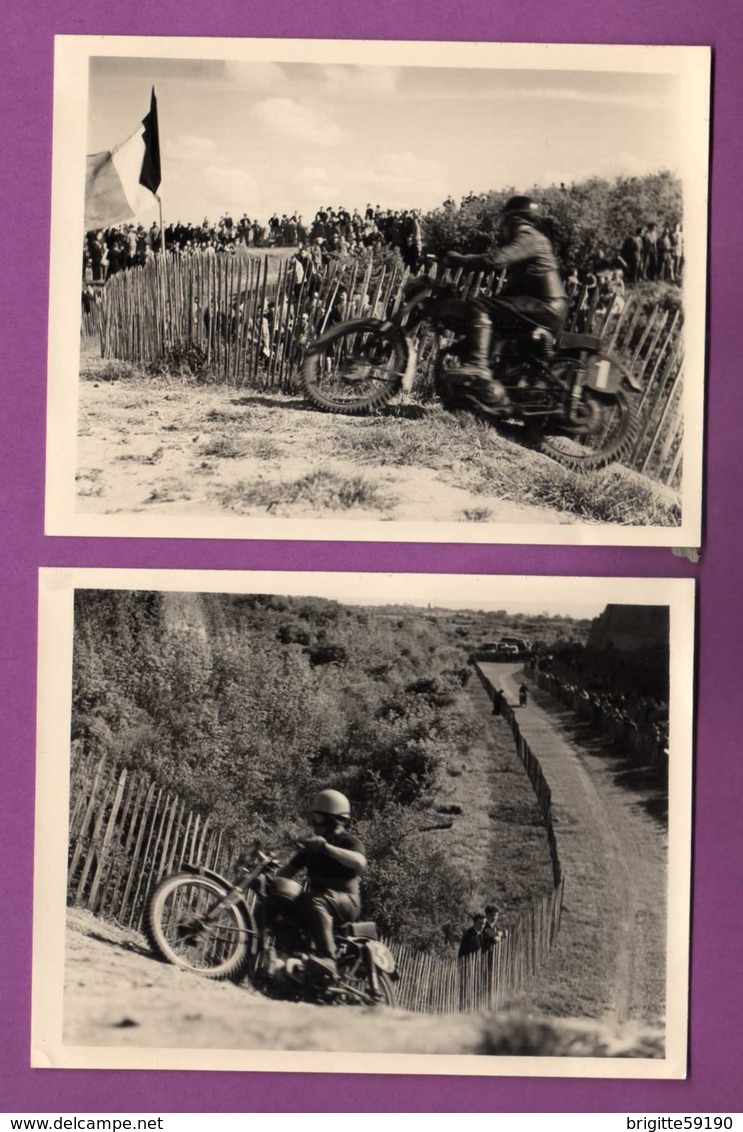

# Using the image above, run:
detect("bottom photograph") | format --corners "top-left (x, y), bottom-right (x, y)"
top-left (32, 569), bottom-right (694, 1078)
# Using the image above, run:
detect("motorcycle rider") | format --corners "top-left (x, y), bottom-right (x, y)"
top-left (442, 195), bottom-right (569, 409)
top-left (276, 788), bottom-right (366, 980)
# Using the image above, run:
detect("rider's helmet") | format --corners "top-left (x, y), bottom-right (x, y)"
top-left (502, 195), bottom-right (541, 224)
top-left (309, 789), bottom-right (351, 821)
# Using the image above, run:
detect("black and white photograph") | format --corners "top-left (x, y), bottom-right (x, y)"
top-left (32, 569), bottom-right (694, 1077)
top-left (46, 37), bottom-right (710, 546)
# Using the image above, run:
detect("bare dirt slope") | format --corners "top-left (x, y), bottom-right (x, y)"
top-left (480, 664), bottom-right (667, 1026)
top-left (62, 908), bottom-right (662, 1059)
top-left (75, 378), bottom-right (573, 525)
top-left (75, 361), bottom-right (680, 527)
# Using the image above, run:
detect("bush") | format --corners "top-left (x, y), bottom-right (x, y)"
top-left (423, 172), bottom-right (683, 276)
top-left (358, 805), bottom-right (472, 951)
top-left (145, 342), bottom-right (210, 378)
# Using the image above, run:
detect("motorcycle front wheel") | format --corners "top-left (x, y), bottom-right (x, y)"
top-left (301, 322), bottom-right (410, 415)
top-left (538, 362), bottom-right (639, 471)
top-left (144, 874), bottom-right (254, 982)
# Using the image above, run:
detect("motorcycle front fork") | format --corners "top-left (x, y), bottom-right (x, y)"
top-left (563, 351), bottom-right (589, 422)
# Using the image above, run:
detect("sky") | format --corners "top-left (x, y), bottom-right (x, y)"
top-left (87, 56), bottom-right (683, 226)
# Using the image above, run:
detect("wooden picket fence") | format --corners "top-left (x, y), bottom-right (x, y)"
top-left (85, 251), bottom-right (684, 487)
top-left (524, 665), bottom-right (669, 781)
top-left (67, 659), bottom-right (565, 1013)
top-left (390, 885), bottom-right (563, 1014)
top-left (67, 743), bottom-right (238, 930)
top-left (472, 664), bottom-right (563, 889)
top-left (96, 252), bottom-right (408, 391)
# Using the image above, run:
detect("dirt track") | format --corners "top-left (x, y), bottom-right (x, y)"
top-left (480, 664), bottom-right (667, 1025)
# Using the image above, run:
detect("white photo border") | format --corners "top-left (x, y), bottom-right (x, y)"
top-left (33, 567), bottom-right (695, 1077)
top-left (46, 36), bottom-right (710, 547)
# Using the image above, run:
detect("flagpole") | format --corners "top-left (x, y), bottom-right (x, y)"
top-left (157, 195), bottom-right (165, 256)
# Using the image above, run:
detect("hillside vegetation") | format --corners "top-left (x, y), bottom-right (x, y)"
top-left (424, 172), bottom-right (682, 271)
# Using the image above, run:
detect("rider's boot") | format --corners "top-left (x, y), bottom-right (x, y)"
top-left (306, 954), bottom-right (338, 982)
top-left (457, 316), bottom-right (510, 411)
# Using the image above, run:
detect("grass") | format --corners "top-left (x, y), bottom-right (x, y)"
top-left (75, 468), bottom-right (103, 498)
top-left (430, 682), bottom-right (555, 924)
top-left (215, 469), bottom-right (397, 515)
top-left (324, 411), bottom-right (681, 527)
top-left (79, 358), bottom-right (139, 383)
top-left (77, 364), bottom-right (681, 526)
top-left (198, 437), bottom-right (246, 459)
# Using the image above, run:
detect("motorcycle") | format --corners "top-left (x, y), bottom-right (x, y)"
top-left (300, 271), bottom-right (641, 472)
top-left (144, 842), bottom-right (398, 1007)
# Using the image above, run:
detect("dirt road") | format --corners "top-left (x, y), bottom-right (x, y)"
top-left (480, 663), bottom-right (667, 1025)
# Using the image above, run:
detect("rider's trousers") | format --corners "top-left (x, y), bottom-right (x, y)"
top-left (437, 294), bottom-right (568, 342)
top-left (303, 889), bottom-right (361, 958)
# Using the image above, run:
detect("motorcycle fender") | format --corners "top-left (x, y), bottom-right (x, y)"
top-left (180, 862), bottom-right (233, 888)
top-left (365, 939), bottom-right (397, 974)
top-left (305, 318), bottom-right (387, 354)
top-left (179, 863), bottom-right (256, 929)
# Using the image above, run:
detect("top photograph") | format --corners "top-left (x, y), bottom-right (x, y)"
top-left (45, 37), bottom-right (710, 546)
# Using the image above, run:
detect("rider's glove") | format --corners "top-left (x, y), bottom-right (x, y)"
top-left (299, 835), bottom-right (327, 851)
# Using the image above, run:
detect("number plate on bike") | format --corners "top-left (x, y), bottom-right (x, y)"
top-left (585, 356), bottom-right (620, 393)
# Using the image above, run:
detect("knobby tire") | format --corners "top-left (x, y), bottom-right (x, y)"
top-left (144, 873), bottom-right (253, 983)
top-left (301, 322), bottom-right (409, 415)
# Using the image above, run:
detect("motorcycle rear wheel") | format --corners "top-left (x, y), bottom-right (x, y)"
top-left (301, 322), bottom-right (409, 415)
top-left (538, 361), bottom-right (639, 471)
top-left (336, 951), bottom-right (397, 1007)
top-left (144, 874), bottom-right (253, 982)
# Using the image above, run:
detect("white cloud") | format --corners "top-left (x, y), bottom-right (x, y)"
top-left (419, 85), bottom-right (676, 114)
top-left (167, 134), bottom-right (218, 162)
top-left (223, 61), bottom-right (288, 90)
top-left (365, 150), bottom-right (447, 189)
top-left (299, 166), bottom-right (330, 182)
top-left (197, 164), bottom-right (263, 213)
top-left (250, 98), bottom-right (344, 147)
top-left (320, 65), bottom-right (399, 95)
top-left (543, 151), bottom-right (677, 186)
top-left (493, 86), bottom-right (675, 113)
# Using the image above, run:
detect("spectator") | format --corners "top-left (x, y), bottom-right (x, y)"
top-left (482, 905), bottom-right (508, 950)
top-left (458, 911), bottom-right (486, 958)
top-left (643, 223), bottom-right (659, 281)
top-left (620, 228), bottom-right (644, 284)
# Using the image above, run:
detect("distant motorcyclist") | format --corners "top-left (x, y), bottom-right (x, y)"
top-left (442, 195), bottom-right (569, 409)
top-left (276, 788), bottom-right (366, 980)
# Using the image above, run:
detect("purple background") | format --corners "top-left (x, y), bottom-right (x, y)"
top-left (1, 0), bottom-right (741, 1113)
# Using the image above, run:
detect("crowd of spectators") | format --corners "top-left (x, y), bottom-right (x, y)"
top-left (564, 221), bottom-right (684, 327)
top-left (83, 193), bottom-right (682, 317)
top-left (529, 648), bottom-right (670, 761)
top-left (83, 204), bottom-right (424, 284)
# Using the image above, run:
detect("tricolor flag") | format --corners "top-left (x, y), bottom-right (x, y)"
top-left (84, 88), bottom-right (162, 232)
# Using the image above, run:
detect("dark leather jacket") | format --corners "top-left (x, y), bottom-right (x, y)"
top-left (482, 221), bottom-right (566, 304)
